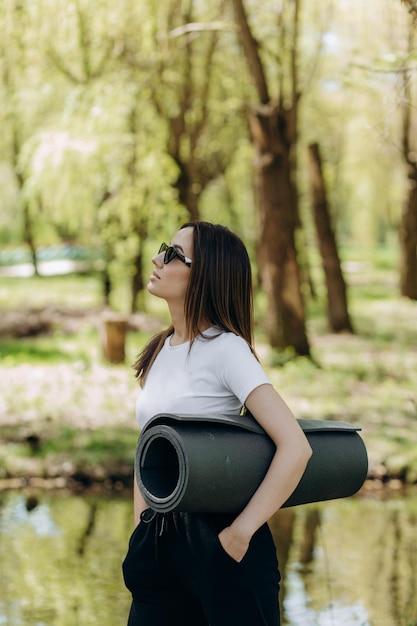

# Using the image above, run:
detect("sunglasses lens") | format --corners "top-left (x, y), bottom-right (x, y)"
top-left (158, 242), bottom-right (190, 266)
top-left (165, 248), bottom-right (176, 263)
top-left (158, 243), bottom-right (176, 264)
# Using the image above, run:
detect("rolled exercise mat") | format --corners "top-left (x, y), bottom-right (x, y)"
top-left (136, 413), bottom-right (368, 514)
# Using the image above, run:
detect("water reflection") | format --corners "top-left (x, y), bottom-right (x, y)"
top-left (0, 492), bottom-right (132, 626)
top-left (1, 496), bottom-right (60, 537)
top-left (272, 496), bottom-right (417, 626)
top-left (0, 491), bottom-right (416, 625)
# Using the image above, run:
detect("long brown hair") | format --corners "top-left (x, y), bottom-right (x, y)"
top-left (133, 222), bottom-right (255, 384)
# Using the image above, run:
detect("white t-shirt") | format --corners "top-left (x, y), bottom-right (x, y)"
top-left (136, 328), bottom-right (271, 429)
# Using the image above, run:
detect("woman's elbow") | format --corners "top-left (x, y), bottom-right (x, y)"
top-left (299, 435), bottom-right (313, 469)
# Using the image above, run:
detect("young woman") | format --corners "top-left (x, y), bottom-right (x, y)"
top-left (122, 221), bottom-right (312, 626)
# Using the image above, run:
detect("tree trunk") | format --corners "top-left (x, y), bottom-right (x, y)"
top-left (12, 124), bottom-right (39, 276)
top-left (250, 103), bottom-right (310, 355)
top-left (399, 164), bottom-right (417, 299)
top-left (126, 104), bottom-right (150, 312)
top-left (398, 22), bottom-right (417, 300)
top-left (269, 508), bottom-right (296, 624)
top-left (173, 162), bottom-right (201, 222)
top-left (299, 508), bottom-right (321, 567)
top-left (131, 237), bottom-right (145, 314)
top-left (101, 314), bottom-right (127, 364)
top-left (231, 0), bottom-right (309, 356)
top-left (307, 143), bottom-right (354, 332)
top-left (22, 199), bottom-right (39, 276)
top-left (102, 259), bottom-right (112, 307)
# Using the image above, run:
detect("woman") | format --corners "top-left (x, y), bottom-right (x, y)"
top-left (123, 221), bottom-right (312, 626)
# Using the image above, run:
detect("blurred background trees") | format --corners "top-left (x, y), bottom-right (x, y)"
top-left (1, 0), bottom-right (416, 351)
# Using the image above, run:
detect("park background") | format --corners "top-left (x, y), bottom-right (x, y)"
top-left (1, 1), bottom-right (417, 625)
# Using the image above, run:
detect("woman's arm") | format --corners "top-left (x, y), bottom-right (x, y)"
top-left (218, 383), bottom-right (312, 562)
top-left (133, 472), bottom-right (150, 526)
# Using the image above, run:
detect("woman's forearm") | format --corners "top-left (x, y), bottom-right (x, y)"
top-left (218, 384), bottom-right (312, 562)
top-left (232, 440), bottom-right (310, 537)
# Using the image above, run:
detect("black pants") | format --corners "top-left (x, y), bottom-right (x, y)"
top-left (122, 509), bottom-right (281, 626)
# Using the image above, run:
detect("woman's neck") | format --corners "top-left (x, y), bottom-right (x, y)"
top-left (170, 327), bottom-right (189, 346)
top-left (168, 305), bottom-right (188, 345)
top-left (168, 308), bottom-right (210, 346)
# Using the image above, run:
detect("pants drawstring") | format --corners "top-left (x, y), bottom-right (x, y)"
top-left (140, 509), bottom-right (178, 562)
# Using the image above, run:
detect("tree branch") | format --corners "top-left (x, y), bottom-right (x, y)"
top-left (166, 21), bottom-right (238, 38)
top-left (402, 0), bottom-right (417, 15)
top-left (290, 0), bottom-right (300, 103)
top-left (230, 0), bottom-right (270, 104)
top-left (47, 45), bottom-right (85, 84)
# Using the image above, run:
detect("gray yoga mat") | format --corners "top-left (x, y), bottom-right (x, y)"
top-left (136, 413), bottom-right (368, 513)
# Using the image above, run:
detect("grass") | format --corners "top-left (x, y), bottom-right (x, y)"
top-left (0, 338), bottom-right (76, 365)
top-left (0, 247), bottom-right (416, 489)
top-left (0, 273), bottom-right (103, 310)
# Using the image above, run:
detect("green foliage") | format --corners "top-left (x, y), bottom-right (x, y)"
top-left (0, 0), bottom-right (416, 314)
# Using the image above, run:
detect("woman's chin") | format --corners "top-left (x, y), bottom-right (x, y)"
top-left (147, 283), bottom-right (162, 298)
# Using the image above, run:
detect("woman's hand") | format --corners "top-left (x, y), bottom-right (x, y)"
top-left (218, 523), bottom-right (252, 563)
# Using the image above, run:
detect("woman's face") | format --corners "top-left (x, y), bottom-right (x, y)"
top-left (147, 226), bottom-right (194, 307)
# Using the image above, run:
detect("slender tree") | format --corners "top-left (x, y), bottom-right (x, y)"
top-left (398, 8), bottom-right (417, 299)
top-left (147, 0), bottom-right (245, 221)
top-left (307, 142), bottom-right (354, 332)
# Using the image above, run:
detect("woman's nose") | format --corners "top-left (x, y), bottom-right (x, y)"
top-left (152, 253), bottom-right (164, 267)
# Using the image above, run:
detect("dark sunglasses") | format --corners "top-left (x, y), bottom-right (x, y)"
top-left (158, 242), bottom-right (192, 267)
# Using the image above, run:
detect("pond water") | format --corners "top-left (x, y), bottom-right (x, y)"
top-left (0, 490), bottom-right (416, 626)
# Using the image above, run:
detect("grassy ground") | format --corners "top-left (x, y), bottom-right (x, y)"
top-left (0, 253), bottom-right (416, 493)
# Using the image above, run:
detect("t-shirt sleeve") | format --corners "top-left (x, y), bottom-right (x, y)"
top-left (216, 334), bottom-right (272, 405)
